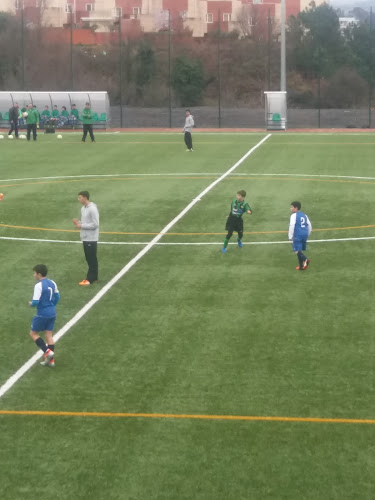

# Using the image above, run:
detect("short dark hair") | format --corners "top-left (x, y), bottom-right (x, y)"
top-left (78, 191), bottom-right (90, 199)
top-left (72, 103), bottom-right (76, 106)
top-left (85, 102), bottom-right (90, 106)
top-left (186, 109), bottom-right (190, 112)
top-left (53, 105), bottom-right (57, 108)
top-left (33, 264), bottom-right (48, 276)
top-left (237, 190), bottom-right (246, 197)
top-left (291, 201), bottom-right (301, 210)
top-left (62, 106), bottom-right (66, 110)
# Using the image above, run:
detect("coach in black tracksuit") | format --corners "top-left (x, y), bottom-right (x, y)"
top-left (8, 102), bottom-right (19, 138)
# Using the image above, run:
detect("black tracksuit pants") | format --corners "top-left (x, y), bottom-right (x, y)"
top-left (83, 241), bottom-right (98, 283)
top-left (8, 121), bottom-right (19, 138)
top-left (184, 131), bottom-right (193, 150)
top-left (82, 124), bottom-right (95, 142)
top-left (27, 124), bottom-right (37, 141)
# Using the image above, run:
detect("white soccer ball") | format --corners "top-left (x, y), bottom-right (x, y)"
top-left (57, 134), bottom-right (63, 139)
top-left (8, 135), bottom-right (13, 139)
top-left (0, 135), bottom-right (4, 139)
top-left (20, 134), bottom-right (26, 140)
top-left (23, 112), bottom-right (28, 118)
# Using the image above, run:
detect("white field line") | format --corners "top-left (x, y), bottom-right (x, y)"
top-left (0, 173), bottom-right (223, 183)
top-left (3, 172), bottom-right (375, 184)
top-left (0, 134), bottom-right (271, 399)
top-left (1, 235), bottom-right (375, 246)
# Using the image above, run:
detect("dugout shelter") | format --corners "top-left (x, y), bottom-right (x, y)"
top-left (0, 91), bottom-right (110, 129)
top-left (265, 91), bottom-right (287, 131)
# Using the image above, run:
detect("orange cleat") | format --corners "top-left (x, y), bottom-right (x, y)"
top-left (303, 259), bottom-right (311, 270)
top-left (296, 266), bottom-right (304, 271)
top-left (79, 279), bottom-right (91, 286)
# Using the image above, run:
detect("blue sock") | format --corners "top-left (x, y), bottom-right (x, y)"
top-left (297, 251), bottom-right (304, 268)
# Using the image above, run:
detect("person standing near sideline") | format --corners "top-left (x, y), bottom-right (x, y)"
top-left (73, 191), bottom-right (99, 286)
top-left (8, 102), bottom-right (19, 138)
top-left (81, 102), bottom-right (95, 143)
top-left (182, 109), bottom-right (194, 152)
top-left (26, 103), bottom-right (39, 141)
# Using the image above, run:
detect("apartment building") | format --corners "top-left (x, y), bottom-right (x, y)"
top-left (3, 0), bottom-right (325, 37)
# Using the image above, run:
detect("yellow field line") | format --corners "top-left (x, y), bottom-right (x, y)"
top-left (267, 142), bottom-right (375, 145)
top-left (0, 409), bottom-right (374, 425)
top-left (1, 223), bottom-right (375, 236)
top-left (233, 177), bottom-right (375, 185)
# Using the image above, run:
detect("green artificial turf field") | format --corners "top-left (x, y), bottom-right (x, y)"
top-left (0, 132), bottom-right (374, 499)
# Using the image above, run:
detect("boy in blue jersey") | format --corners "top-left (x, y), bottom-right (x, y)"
top-left (289, 201), bottom-right (312, 271)
top-left (29, 264), bottom-right (60, 367)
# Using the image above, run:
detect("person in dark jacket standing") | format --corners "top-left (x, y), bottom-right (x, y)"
top-left (81, 102), bottom-right (95, 143)
top-left (8, 102), bottom-right (20, 138)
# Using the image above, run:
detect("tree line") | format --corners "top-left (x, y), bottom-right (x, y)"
top-left (0, 2), bottom-right (374, 109)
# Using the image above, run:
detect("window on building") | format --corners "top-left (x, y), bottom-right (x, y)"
top-left (86, 3), bottom-right (94, 12)
top-left (65, 3), bottom-right (73, 13)
top-left (206, 13), bottom-right (213, 24)
top-left (15, 0), bottom-right (21, 10)
top-left (115, 7), bottom-right (122, 18)
top-left (36, 0), bottom-right (45, 7)
top-left (180, 11), bottom-right (187, 21)
top-left (133, 7), bottom-right (141, 17)
top-left (223, 13), bottom-right (231, 22)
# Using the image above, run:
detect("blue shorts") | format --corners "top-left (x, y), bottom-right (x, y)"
top-left (293, 239), bottom-right (307, 252)
top-left (31, 316), bottom-right (56, 332)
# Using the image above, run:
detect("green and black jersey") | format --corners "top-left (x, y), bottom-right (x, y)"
top-left (228, 199), bottom-right (251, 218)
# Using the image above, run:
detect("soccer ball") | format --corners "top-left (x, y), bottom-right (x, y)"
top-left (20, 134), bottom-right (26, 140)
top-left (8, 135), bottom-right (13, 139)
top-left (57, 134), bottom-right (63, 139)
top-left (0, 135), bottom-right (4, 139)
top-left (23, 112), bottom-right (28, 118)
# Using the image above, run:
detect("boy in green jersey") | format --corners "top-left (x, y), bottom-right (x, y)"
top-left (222, 190), bottom-right (252, 253)
top-left (70, 104), bottom-right (79, 127)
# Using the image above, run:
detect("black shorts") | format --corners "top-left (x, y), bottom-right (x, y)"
top-left (225, 215), bottom-right (243, 233)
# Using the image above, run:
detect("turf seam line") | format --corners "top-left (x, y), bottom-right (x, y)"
top-left (0, 133), bottom-right (271, 400)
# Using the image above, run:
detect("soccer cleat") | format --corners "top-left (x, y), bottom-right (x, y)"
top-left (303, 259), bottom-right (311, 270)
top-left (221, 247), bottom-right (227, 253)
top-left (40, 349), bottom-right (54, 366)
top-left (48, 358), bottom-right (55, 368)
top-left (190, 149), bottom-right (193, 152)
top-left (237, 240), bottom-right (243, 248)
top-left (296, 266), bottom-right (304, 271)
top-left (186, 149), bottom-right (190, 152)
top-left (79, 279), bottom-right (91, 286)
